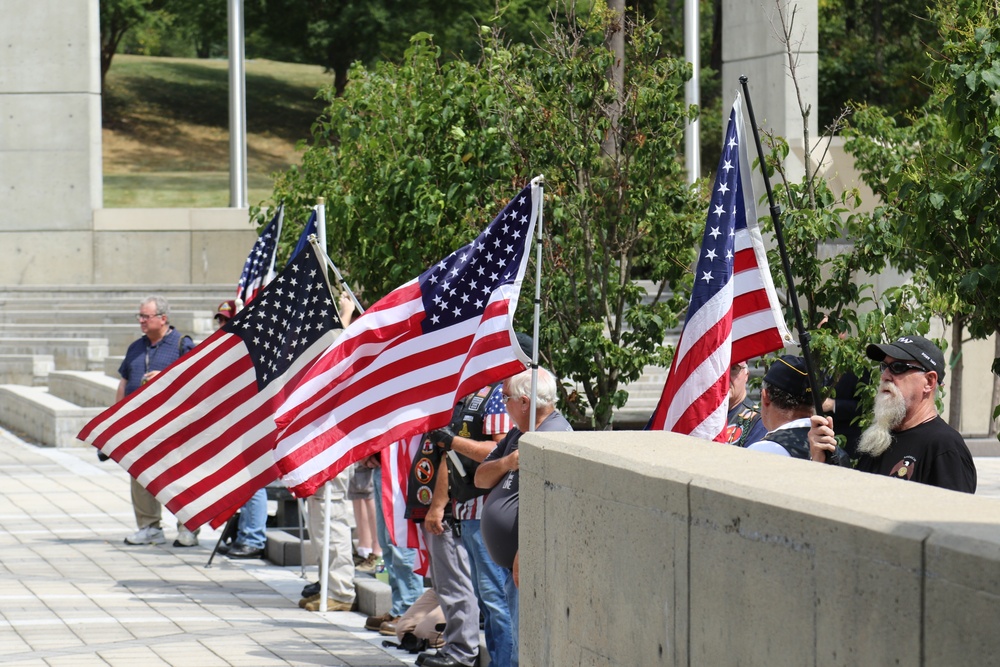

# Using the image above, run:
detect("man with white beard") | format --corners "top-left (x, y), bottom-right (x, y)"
top-left (808, 335), bottom-right (977, 493)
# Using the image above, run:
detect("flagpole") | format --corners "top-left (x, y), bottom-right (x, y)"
top-left (738, 76), bottom-right (825, 420)
top-left (315, 242), bottom-right (365, 316)
top-left (316, 198), bottom-right (327, 256)
top-left (529, 176), bottom-right (544, 432)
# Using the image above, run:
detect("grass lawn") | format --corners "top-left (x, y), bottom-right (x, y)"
top-left (103, 55), bottom-right (331, 208)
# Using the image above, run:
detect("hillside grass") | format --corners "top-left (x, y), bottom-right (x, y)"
top-left (102, 55), bottom-right (331, 208)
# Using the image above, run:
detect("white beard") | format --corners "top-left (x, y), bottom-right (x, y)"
top-left (857, 382), bottom-right (907, 457)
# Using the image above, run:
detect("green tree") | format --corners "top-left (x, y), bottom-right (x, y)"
top-left (261, 9), bottom-right (702, 429)
top-left (99, 0), bottom-right (166, 91)
top-left (844, 0), bottom-right (1000, 427)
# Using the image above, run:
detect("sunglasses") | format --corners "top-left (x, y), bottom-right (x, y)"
top-left (879, 361), bottom-right (927, 376)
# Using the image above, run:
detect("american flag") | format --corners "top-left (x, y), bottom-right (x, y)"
top-left (78, 242), bottom-right (342, 529)
top-left (483, 383), bottom-right (512, 436)
top-left (273, 180), bottom-right (540, 498)
top-left (648, 94), bottom-right (790, 440)
top-left (236, 205), bottom-right (283, 305)
top-left (292, 210), bottom-right (318, 260)
top-left (379, 437), bottom-right (430, 576)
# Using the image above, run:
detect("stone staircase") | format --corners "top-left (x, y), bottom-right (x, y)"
top-left (0, 281), bottom-right (690, 440)
top-left (0, 284), bottom-right (225, 446)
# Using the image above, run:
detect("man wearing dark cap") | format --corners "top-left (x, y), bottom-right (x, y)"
top-left (809, 335), bottom-right (977, 493)
top-left (747, 355), bottom-right (849, 465)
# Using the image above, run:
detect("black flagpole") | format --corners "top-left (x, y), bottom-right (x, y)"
top-left (739, 75), bottom-right (826, 421)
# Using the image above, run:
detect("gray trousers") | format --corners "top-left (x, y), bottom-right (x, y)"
top-left (307, 469), bottom-right (355, 604)
top-left (422, 523), bottom-right (479, 665)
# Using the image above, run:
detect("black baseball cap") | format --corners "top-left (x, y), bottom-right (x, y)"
top-left (866, 335), bottom-right (946, 382)
top-left (763, 355), bottom-right (811, 397)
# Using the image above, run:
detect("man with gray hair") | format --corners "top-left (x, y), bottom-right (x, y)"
top-left (476, 367), bottom-right (572, 667)
top-left (117, 296), bottom-right (196, 546)
top-left (809, 334), bottom-right (976, 492)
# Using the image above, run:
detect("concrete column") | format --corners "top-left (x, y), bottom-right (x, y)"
top-left (0, 0), bottom-right (101, 281)
top-left (721, 0), bottom-right (817, 182)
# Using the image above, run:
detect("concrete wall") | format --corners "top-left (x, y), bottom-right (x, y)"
top-left (0, 0), bottom-right (102, 231)
top-left (520, 430), bottom-right (1000, 666)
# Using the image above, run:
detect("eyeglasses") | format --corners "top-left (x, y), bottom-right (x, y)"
top-left (136, 313), bottom-right (164, 322)
top-left (501, 394), bottom-right (515, 404)
top-left (879, 361), bottom-right (927, 376)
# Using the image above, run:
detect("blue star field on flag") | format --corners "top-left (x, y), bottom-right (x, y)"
top-left (224, 246), bottom-right (340, 390)
top-left (686, 106), bottom-right (746, 320)
top-left (236, 206), bottom-right (282, 305)
top-left (418, 185), bottom-right (533, 334)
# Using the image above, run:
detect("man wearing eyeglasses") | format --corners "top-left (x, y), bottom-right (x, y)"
top-left (118, 296), bottom-right (196, 545)
top-left (808, 335), bottom-right (976, 493)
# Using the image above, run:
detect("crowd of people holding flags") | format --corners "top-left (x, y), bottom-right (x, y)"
top-left (79, 91), bottom-right (979, 667)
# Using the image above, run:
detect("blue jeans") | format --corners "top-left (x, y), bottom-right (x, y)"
top-left (237, 487), bottom-right (267, 549)
top-left (460, 519), bottom-right (513, 667)
top-left (504, 567), bottom-right (519, 667)
top-left (373, 468), bottom-right (423, 616)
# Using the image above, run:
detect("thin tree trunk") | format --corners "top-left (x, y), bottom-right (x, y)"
top-left (602, 0), bottom-right (625, 162)
top-left (948, 317), bottom-right (964, 432)
top-left (991, 334), bottom-right (1000, 437)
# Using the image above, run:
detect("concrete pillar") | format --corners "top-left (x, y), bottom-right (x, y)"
top-left (721, 0), bottom-right (817, 182)
top-left (0, 0), bottom-right (102, 282)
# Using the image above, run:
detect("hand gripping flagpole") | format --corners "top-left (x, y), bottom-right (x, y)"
top-left (529, 176), bottom-right (545, 432)
top-left (738, 76), bottom-right (826, 422)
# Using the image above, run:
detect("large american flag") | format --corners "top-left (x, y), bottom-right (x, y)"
top-left (236, 205), bottom-right (283, 305)
top-left (78, 243), bottom-right (342, 529)
top-left (648, 95), bottom-right (790, 440)
top-left (272, 180), bottom-right (541, 497)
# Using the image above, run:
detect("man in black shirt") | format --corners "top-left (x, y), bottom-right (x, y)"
top-left (808, 335), bottom-right (976, 493)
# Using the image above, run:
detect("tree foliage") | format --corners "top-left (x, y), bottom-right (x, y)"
top-left (260, 10), bottom-right (702, 429)
top-left (846, 0), bottom-right (1000, 342)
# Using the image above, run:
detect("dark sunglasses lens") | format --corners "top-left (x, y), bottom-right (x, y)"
top-left (882, 361), bottom-right (918, 374)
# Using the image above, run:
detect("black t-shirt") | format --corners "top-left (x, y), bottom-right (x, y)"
top-left (856, 416), bottom-right (977, 493)
top-left (480, 410), bottom-right (572, 569)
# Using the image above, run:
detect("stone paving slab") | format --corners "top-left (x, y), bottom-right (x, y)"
top-left (0, 427), bottom-right (417, 667)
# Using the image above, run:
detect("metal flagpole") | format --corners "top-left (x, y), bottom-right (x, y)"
top-left (316, 198), bottom-right (328, 256)
top-left (738, 76), bottom-right (826, 420)
top-left (226, 0), bottom-right (248, 208)
top-left (684, 0), bottom-right (701, 183)
top-left (528, 176), bottom-right (544, 432)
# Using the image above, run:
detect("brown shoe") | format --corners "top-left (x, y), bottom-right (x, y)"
top-left (298, 593), bottom-right (320, 609)
top-left (378, 620), bottom-right (399, 636)
top-left (303, 597), bottom-right (354, 612)
top-left (365, 613), bottom-right (396, 632)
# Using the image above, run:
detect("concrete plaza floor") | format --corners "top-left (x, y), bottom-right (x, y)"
top-left (0, 427), bottom-right (416, 667)
top-left (2, 427), bottom-right (999, 666)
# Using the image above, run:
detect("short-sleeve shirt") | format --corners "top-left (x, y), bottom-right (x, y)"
top-left (454, 384), bottom-right (511, 521)
top-left (118, 328), bottom-right (194, 398)
top-left (480, 409), bottom-right (572, 569)
top-left (856, 416), bottom-right (977, 493)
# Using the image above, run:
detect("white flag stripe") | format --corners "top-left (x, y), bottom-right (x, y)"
top-left (278, 313), bottom-right (515, 489)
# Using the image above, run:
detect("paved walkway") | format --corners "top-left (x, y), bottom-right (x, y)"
top-left (0, 428), bottom-right (417, 667)
top-left (3, 428), bottom-right (1000, 667)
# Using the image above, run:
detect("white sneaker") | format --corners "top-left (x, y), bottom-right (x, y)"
top-left (124, 525), bottom-right (166, 545)
top-left (173, 527), bottom-right (199, 547)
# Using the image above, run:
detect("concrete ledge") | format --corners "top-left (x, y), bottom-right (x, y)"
top-left (0, 354), bottom-right (54, 385)
top-left (265, 528), bottom-right (390, 616)
top-left (0, 384), bottom-right (102, 447)
top-left (520, 430), bottom-right (1000, 666)
top-left (47, 370), bottom-right (117, 408)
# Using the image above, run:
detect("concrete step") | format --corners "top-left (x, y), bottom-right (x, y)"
top-left (0, 354), bottom-right (54, 385)
top-left (0, 384), bottom-right (101, 447)
top-left (0, 338), bottom-right (108, 371)
top-left (0, 310), bottom-right (215, 334)
top-left (48, 371), bottom-right (118, 408)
